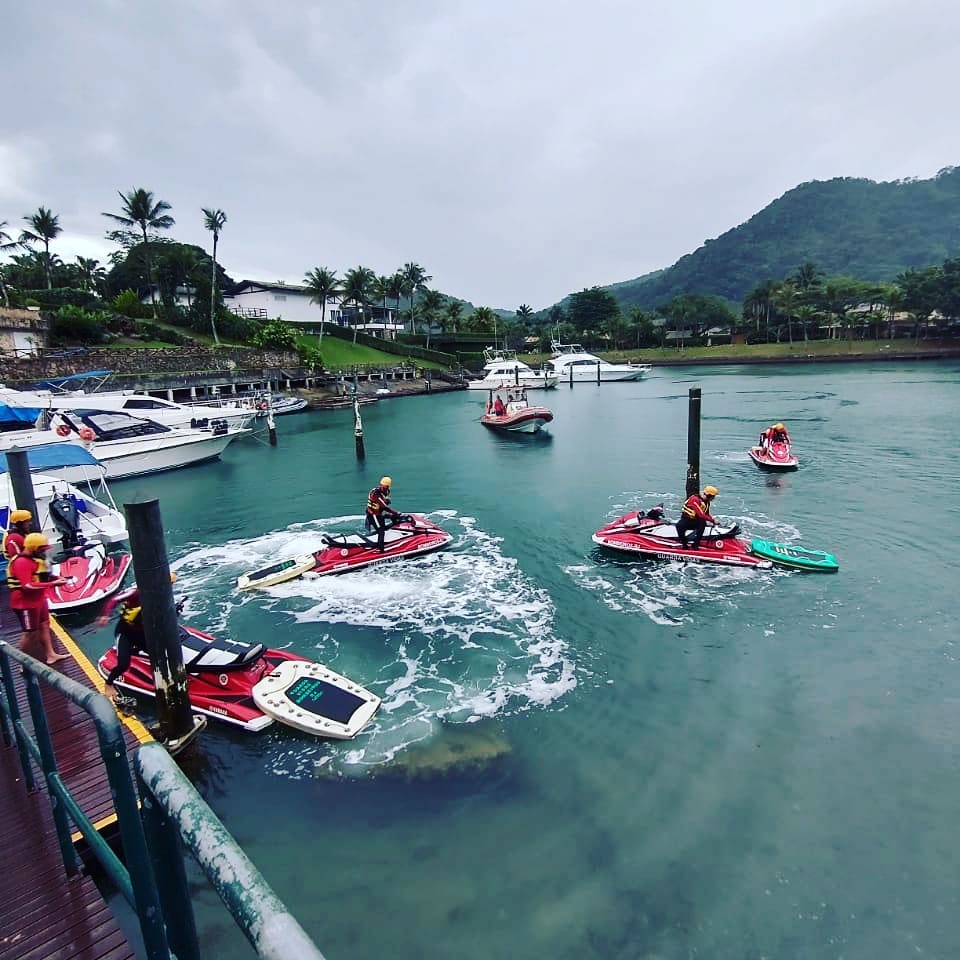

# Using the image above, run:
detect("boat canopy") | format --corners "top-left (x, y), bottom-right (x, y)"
top-left (0, 443), bottom-right (104, 474)
top-left (0, 403), bottom-right (42, 425)
top-left (33, 370), bottom-right (113, 393)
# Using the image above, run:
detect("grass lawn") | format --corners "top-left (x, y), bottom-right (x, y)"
top-left (298, 335), bottom-right (446, 370)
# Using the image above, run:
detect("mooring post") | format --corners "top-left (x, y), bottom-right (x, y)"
top-left (124, 499), bottom-right (204, 753)
top-left (597, 360), bottom-right (601, 385)
top-left (354, 396), bottom-right (365, 460)
top-left (685, 386), bottom-right (702, 497)
top-left (5, 449), bottom-right (39, 530)
top-left (266, 391), bottom-right (277, 447)
top-left (569, 363), bottom-right (574, 388)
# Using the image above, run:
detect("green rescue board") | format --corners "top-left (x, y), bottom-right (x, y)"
top-left (750, 539), bottom-right (839, 572)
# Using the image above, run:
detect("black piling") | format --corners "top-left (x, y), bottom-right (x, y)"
top-left (266, 391), bottom-right (277, 446)
top-left (354, 397), bottom-right (366, 460)
top-left (597, 360), bottom-right (601, 385)
top-left (569, 363), bottom-right (574, 388)
top-left (685, 386), bottom-right (701, 497)
top-left (124, 499), bottom-right (204, 753)
top-left (4, 449), bottom-right (39, 529)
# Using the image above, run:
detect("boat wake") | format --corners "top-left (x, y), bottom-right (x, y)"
top-left (170, 511), bottom-right (576, 777)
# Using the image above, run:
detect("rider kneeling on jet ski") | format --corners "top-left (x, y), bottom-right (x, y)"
top-left (676, 486), bottom-right (719, 550)
top-left (365, 476), bottom-right (402, 552)
top-left (760, 422), bottom-right (789, 449)
top-left (97, 572), bottom-right (179, 702)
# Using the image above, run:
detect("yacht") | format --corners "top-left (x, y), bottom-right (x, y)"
top-left (0, 408), bottom-right (251, 481)
top-left (467, 348), bottom-right (558, 390)
top-left (545, 341), bottom-right (651, 383)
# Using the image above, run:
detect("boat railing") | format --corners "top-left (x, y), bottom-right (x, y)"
top-left (0, 641), bottom-right (327, 960)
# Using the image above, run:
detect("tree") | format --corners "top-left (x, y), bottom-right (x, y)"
top-left (342, 266), bottom-right (375, 344)
top-left (445, 299), bottom-right (463, 333)
top-left (202, 208), bottom-right (227, 345)
top-left (401, 262), bottom-right (431, 331)
top-left (468, 306), bottom-right (497, 334)
top-left (387, 272), bottom-right (405, 320)
top-left (793, 261), bottom-right (821, 292)
top-left (19, 206), bottom-right (62, 290)
top-left (516, 303), bottom-right (533, 322)
top-left (0, 220), bottom-right (17, 306)
top-left (772, 281), bottom-right (799, 344)
top-left (251, 318), bottom-right (298, 351)
top-left (102, 188), bottom-right (175, 318)
top-left (567, 287), bottom-right (619, 336)
top-left (160, 245), bottom-right (201, 308)
top-left (419, 288), bottom-right (446, 348)
top-left (304, 267), bottom-right (339, 345)
top-left (75, 256), bottom-right (107, 296)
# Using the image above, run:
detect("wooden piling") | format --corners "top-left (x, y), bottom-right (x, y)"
top-left (597, 360), bottom-right (601, 385)
top-left (4, 449), bottom-right (40, 530)
top-left (124, 499), bottom-right (204, 753)
top-left (354, 397), bottom-right (365, 460)
top-left (569, 363), bottom-right (574, 388)
top-left (685, 386), bottom-right (701, 497)
top-left (266, 391), bottom-right (277, 446)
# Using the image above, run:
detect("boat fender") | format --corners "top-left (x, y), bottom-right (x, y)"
top-left (79, 427), bottom-right (95, 442)
top-left (56, 424), bottom-right (72, 437)
top-left (219, 673), bottom-right (229, 687)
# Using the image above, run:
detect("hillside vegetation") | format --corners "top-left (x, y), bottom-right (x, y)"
top-left (606, 166), bottom-right (960, 310)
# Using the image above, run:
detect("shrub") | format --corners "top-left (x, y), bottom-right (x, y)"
top-left (111, 289), bottom-right (153, 319)
top-left (50, 305), bottom-right (111, 344)
top-left (251, 318), bottom-right (298, 351)
top-left (297, 343), bottom-right (324, 368)
top-left (134, 321), bottom-right (190, 345)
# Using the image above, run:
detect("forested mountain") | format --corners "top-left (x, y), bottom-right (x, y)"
top-left (606, 166), bottom-right (960, 311)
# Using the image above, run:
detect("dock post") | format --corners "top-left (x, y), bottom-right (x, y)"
top-left (569, 363), bottom-right (573, 388)
top-left (685, 386), bottom-right (701, 497)
top-left (597, 360), bottom-right (601, 384)
top-left (5, 449), bottom-right (39, 529)
top-left (124, 499), bottom-right (205, 754)
top-left (266, 391), bottom-right (277, 446)
top-left (354, 396), bottom-right (365, 460)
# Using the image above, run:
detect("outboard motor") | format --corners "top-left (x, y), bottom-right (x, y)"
top-left (49, 492), bottom-right (87, 553)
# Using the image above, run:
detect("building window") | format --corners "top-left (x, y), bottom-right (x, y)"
top-left (273, 294), bottom-right (287, 302)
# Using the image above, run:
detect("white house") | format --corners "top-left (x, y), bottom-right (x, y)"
top-left (224, 280), bottom-right (404, 339)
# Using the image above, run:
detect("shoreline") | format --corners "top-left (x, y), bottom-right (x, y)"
top-left (634, 347), bottom-right (960, 367)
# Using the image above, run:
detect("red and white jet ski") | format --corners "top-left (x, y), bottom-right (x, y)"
top-left (592, 507), bottom-right (772, 568)
top-left (237, 514), bottom-right (453, 589)
top-left (97, 624), bottom-right (380, 736)
top-left (47, 543), bottom-right (132, 612)
top-left (748, 440), bottom-right (798, 471)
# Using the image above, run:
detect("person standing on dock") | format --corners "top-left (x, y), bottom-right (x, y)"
top-left (365, 476), bottom-right (401, 552)
top-left (2, 509), bottom-right (34, 559)
top-left (676, 486), bottom-right (719, 551)
top-left (6, 533), bottom-right (70, 664)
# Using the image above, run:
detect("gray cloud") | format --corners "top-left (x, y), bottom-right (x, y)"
top-left (2, 0), bottom-right (958, 309)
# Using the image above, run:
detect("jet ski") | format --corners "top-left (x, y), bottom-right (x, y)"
top-left (748, 440), bottom-right (798, 471)
top-left (237, 514), bottom-right (453, 589)
top-left (45, 490), bottom-right (132, 611)
top-left (97, 624), bottom-right (381, 737)
top-left (592, 507), bottom-right (772, 569)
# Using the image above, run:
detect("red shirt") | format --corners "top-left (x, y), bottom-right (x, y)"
top-left (3, 530), bottom-right (25, 560)
top-left (682, 494), bottom-right (715, 523)
top-left (8, 554), bottom-right (50, 610)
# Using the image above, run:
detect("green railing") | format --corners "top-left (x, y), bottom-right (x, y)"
top-left (0, 641), bottom-right (326, 960)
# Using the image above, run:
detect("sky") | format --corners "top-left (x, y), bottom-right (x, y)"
top-left (2, 0), bottom-right (959, 310)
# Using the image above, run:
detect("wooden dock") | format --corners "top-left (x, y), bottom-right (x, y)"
top-left (0, 605), bottom-right (152, 960)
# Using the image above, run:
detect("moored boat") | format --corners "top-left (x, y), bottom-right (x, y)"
top-left (97, 623), bottom-right (381, 737)
top-left (592, 508), bottom-right (772, 568)
top-left (546, 340), bottom-right (650, 382)
top-left (467, 348), bottom-right (558, 391)
top-left (480, 388), bottom-right (553, 434)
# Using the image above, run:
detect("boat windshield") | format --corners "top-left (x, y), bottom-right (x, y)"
top-left (66, 409), bottom-right (173, 439)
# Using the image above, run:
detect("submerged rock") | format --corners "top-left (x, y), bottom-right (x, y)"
top-left (378, 723), bottom-right (512, 780)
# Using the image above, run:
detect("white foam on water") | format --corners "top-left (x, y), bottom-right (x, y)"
top-left (170, 513), bottom-right (575, 778)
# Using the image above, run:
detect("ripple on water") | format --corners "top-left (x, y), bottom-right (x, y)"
top-left (170, 512), bottom-right (576, 778)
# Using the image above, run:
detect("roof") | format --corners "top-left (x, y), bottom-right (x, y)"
top-left (0, 443), bottom-right (104, 474)
top-left (230, 280), bottom-right (316, 296)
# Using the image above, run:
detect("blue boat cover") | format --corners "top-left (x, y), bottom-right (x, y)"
top-left (0, 443), bottom-right (103, 474)
top-left (32, 370), bottom-right (112, 390)
top-left (0, 403), bottom-right (42, 424)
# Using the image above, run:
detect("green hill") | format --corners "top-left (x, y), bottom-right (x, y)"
top-left (604, 166), bottom-right (960, 310)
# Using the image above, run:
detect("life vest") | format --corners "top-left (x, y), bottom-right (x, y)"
top-left (6, 554), bottom-right (47, 590)
top-left (681, 494), bottom-right (707, 520)
top-left (366, 487), bottom-right (390, 516)
top-left (121, 603), bottom-right (142, 626)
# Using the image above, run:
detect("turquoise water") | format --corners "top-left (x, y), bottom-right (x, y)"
top-left (72, 361), bottom-right (960, 959)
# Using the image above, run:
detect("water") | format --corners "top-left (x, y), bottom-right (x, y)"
top-left (69, 361), bottom-right (960, 959)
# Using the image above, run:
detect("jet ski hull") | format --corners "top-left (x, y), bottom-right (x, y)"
top-left (593, 511), bottom-right (772, 568)
top-left (47, 546), bottom-right (132, 612)
top-left (748, 442), bottom-right (798, 471)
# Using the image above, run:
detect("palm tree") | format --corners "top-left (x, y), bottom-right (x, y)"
top-left (161, 246), bottom-right (201, 307)
top-left (516, 303), bottom-right (533, 322)
top-left (470, 306), bottom-right (497, 334)
top-left (303, 267), bottom-right (339, 345)
top-left (201, 208), bottom-right (227, 344)
top-left (793, 262), bottom-right (821, 291)
top-left (419, 288), bottom-right (446, 349)
top-left (445, 299), bottom-right (463, 333)
top-left (102, 188), bottom-right (175, 318)
top-left (75, 256), bottom-right (107, 295)
top-left (387, 273), bottom-right (405, 321)
top-left (773, 281), bottom-right (798, 345)
top-left (401, 262), bottom-right (431, 331)
top-left (0, 220), bottom-right (17, 306)
top-left (342, 266), bottom-right (375, 344)
top-left (19, 207), bottom-right (62, 290)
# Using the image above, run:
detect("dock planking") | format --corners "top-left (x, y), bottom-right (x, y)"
top-left (1, 601), bottom-right (152, 960)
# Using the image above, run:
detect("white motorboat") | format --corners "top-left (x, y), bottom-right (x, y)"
top-left (545, 340), bottom-right (651, 382)
top-left (1, 445), bottom-right (128, 545)
top-left (467, 348), bottom-right (558, 390)
top-left (0, 409), bottom-right (251, 482)
top-left (0, 382), bottom-right (255, 430)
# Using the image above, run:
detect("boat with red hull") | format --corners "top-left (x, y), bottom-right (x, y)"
top-left (237, 514), bottom-right (453, 589)
top-left (748, 440), bottom-right (798, 471)
top-left (98, 624), bottom-right (380, 735)
top-left (48, 544), bottom-right (132, 612)
top-left (592, 508), bottom-right (772, 568)
top-left (481, 387), bottom-right (553, 434)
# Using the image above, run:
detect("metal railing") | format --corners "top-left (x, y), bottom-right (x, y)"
top-left (0, 640), bottom-right (326, 960)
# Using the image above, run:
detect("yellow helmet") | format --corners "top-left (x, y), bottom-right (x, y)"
top-left (703, 485), bottom-right (719, 497)
top-left (23, 532), bottom-right (50, 552)
top-left (10, 509), bottom-right (32, 523)
top-left (775, 423), bottom-right (785, 431)
top-left (380, 476), bottom-right (392, 487)
top-left (169, 572), bottom-right (178, 584)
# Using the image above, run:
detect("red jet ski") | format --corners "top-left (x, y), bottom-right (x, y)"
top-left (592, 507), bottom-right (772, 569)
top-left (238, 514), bottom-right (453, 589)
top-left (48, 543), bottom-right (132, 612)
top-left (748, 440), bottom-right (798, 471)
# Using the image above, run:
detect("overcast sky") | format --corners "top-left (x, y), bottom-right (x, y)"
top-left (3, 0), bottom-right (959, 309)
